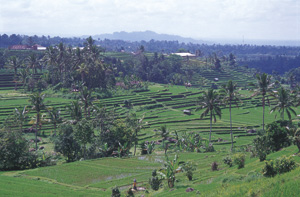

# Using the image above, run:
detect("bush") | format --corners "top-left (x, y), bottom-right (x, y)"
top-left (211, 161), bottom-right (218, 171)
top-left (262, 161), bottom-right (276, 177)
top-left (266, 121), bottom-right (292, 152)
top-left (223, 156), bottom-right (233, 167)
top-left (127, 188), bottom-right (134, 197)
top-left (54, 124), bottom-right (81, 162)
top-left (252, 136), bottom-right (270, 161)
top-left (293, 128), bottom-right (300, 153)
top-left (0, 130), bottom-right (31, 170)
top-left (251, 120), bottom-right (293, 161)
top-left (182, 162), bottom-right (196, 180)
top-left (275, 156), bottom-right (296, 174)
top-left (262, 156), bottom-right (296, 177)
top-left (149, 170), bottom-right (161, 191)
top-left (204, 141), bottom-right (215, 152)
top-left (111, 186), bottom-right (121, 197)
top-left (0, 130), bottom-right (56, 170)
top-left (233, 153), bottom-right (245, 169)
top-left (140, 141), bottom-right (147, 155)
top-left (100, 120), bottom-right (133, 156)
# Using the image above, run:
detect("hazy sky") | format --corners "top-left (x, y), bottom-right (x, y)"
top-left (0, 0), bottom-right (299, 41)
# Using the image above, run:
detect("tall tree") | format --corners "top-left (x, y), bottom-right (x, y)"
top-left (221, 80), bottom-right (241, 151)
top-left (7, 56), bottom-right (22, 90)
top-left (12, 106), bottom-right (29, 132)
top-left (67, 100), bottom-right (82, 123)
top-left (28, 92), bottom-right (46, 150)
top-left (270, 87), bottom-right (297, 121)
top-left (79, 86), bottom-right (93, 118)
top-left (76, 63), bottom-right (89, 83)
top-left (126, 113), bottom-right (145, 156)
top-left (47, 107), bottom-right (62, 136)
top-left (74, 119), bottom-right (93, 159)
top-left (252, 73), bottom-right (272, 131)
top-left (7, 56), bottom-right (21, 76)
top-left (25, 54), bottom-right (40, 74)
top-left (19, 68), bottom-right (29, 89)
top-left (196, 89), bottom-right (222, 143)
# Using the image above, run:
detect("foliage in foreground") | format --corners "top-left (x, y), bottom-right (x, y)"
top-left (262, 156), bottom-right (296, 177)
top-left (0, 130), bottom-right (56, 170)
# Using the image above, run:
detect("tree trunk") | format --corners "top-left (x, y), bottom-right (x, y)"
top-left (54, 122), bottom-right (57, 136)
top-left (209, 110), bottom-right (212, 143)
top-left (36, 112), bottom-right (40, 150)
top-left (134, 130), bottom-right (137, 156)
top-left (230, 99), bottom-right (233, 151)
top-left (84, 103), bottom-right (87, 118)
top-left (262, 95), bottom-right (265, 132)
top-left (14, 74), bottom-right (17, 91)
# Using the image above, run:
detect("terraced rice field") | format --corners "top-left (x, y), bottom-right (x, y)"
top-left (1, 78), bottom-right (299, 147)
top-left (1, 146), bottom-right (300, 196)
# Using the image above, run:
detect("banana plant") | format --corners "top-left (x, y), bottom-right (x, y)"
top-left (158, 154), bottom-right (181, 188)
top-left (145, 141), bottom-right (156, 154)
top-left (117, 141), bottom-right (131, 157)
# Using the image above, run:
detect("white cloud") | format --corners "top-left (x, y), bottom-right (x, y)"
top-left (0, 0), bottom-right (299, 40)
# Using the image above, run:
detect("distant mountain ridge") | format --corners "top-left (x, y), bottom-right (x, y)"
top-left (85, 31), bottom-right (210, 44)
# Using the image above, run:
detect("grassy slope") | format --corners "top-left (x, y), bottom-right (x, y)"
top-left (1, 146), bottom-right (299, 196)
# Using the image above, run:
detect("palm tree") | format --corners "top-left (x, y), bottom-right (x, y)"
top-left (19, 68), bottom-right (29, 89)
top-left (73, 47), bottom-right (84, 69)
top-left (159, 125), bottom-right (169, 149)
top-left (196, 89), bottom-right (222, 143)
top-left (47, 107), bottom-right (62, 136)
top-left (67, 100), bottom-right (82, 123)
top-left (252, 73), bottom-right (272, 131)
top-left (84, 36), bottom-right (95, 50)
top-left (29, 92), bottom-right (46, 150)
top-left (80, 86), bottom-right (93, 118)
top-left (7, 56), bottom-right (22, 90)
top-left (25, 54), bottom-right (40, 74)
top-left (7, 56), bottom-right (21, 76)
top-left (13, 106), bottom-right (29, 132)
top-left (270, 87), bottom-right (297, 121)
top-left (43, 46), bottom-right (58, 75)
top-left (126, 113), bottom-right (145, 156)
top-left (76, 63), bottom-right (89, 83)
top-left (221, 80), bottom-right (241, 151)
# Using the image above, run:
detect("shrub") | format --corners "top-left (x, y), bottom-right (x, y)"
top-left (54, 124), bottom-right (81, 162)
top-left (0, 130), bottom-right (56, 170)
top-left (233, 153), bottom-right (245, 169)
top-left (145, 141), bottom-right (155, 155)
top-left (262, 161), bottom-right (276, 177)
top-left (293, 128), bottom-right (300, 153)
top-left (127, 188), bottom-right (134, 197)
top-left (211, 161), bottom-right (218, 171)
top-left (182, 162), bottom-right (196, 180)
top-left (266, 121), bottom-right (292, 152)
top-left (275, 156), bottom-right (296, 174)
top-left (140, 141), bottom-right (148, 155)
top-left (252, 136), bottom-right (270, 161)
top-left (223, 156), bottom-right (233, 167)
top-left (262, 156), bottom-right (296, 177)
top-left (251, 120), bottom-right (293, 162)
top-left (204, 141), bottom-right (215, 152)
top-left (111, 186), bottom-right (121, 197)
top-left (0, 130), bottom-right (30, 170)
top-left (149, 170), bottom-right (161, 191)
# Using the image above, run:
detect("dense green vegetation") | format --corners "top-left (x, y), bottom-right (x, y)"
top-left (1, 36), bottom-right (300, 196)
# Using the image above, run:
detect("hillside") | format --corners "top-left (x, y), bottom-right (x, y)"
top-left (88, 30), bottom-right (210, 44)
top-left (1, 146), bottom-right (299, 196)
